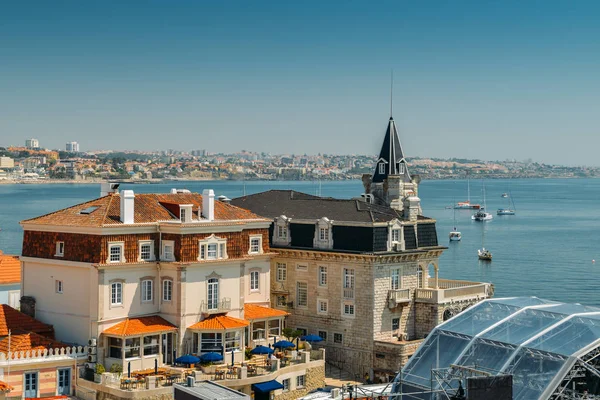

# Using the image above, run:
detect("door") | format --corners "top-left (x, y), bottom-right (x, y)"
top-left (162, 333), bottom-right (174, 364)
top-left (24, 372), bottom-right (37, 398)
top-left (57, 368), bottom-right (71, 395)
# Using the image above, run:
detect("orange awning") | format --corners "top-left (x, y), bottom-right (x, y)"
top-left (244, 304), bottom-right (289, 321)
top-left (103, 316), bottom-right (177, 337)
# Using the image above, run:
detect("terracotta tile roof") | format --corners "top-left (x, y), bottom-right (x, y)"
top-left (0, 330), bottom-right (67, 354)
top-left (244, 304), bottom-right (289, 321)
top-left (0, 381), bottom-right (13, 392)
top-left (188, 315), bottom-right (249, 331)
top-left (0, 252), bottom-right (20, 284)
top-left (0, 305), bottom-right (55, 337)
top-left (103, 316), bottom-right (177, 337)
top-left (22, 192), bottom-right (267, 227)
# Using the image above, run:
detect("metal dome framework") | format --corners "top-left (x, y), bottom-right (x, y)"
top-left (392, 297), bottom-right (600, 399)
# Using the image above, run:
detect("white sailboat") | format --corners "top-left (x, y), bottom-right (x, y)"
top-left (472, 181), bottom-right (493, 221)
top-left (455, 177), bottom-right (481, 209)
top-left (449, 198), bottom-right (462, 241)
top-left (478, 224), bottom-right (492, 261)
top-left (497, 191), bottom-right (516, 215)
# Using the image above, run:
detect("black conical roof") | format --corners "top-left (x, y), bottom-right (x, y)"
top-left (372, 117), bottom-right (411, 183)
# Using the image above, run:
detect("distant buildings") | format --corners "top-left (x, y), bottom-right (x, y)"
top-left (25, 139), bottom-right (39, 149)
top-left (65, 141), bottom-right (79, 152)
top-left (0, 157), bottom-right (14, 169)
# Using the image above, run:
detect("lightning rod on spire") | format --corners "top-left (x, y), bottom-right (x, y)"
top-left (390, 69), bottom-right (394, 118)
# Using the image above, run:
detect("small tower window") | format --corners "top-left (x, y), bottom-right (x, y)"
top-left (379, 163), bottom-right (386, 174)
top-left (398, 163), bottom-right (404, 174)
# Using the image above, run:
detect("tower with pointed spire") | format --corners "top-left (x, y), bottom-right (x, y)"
top-left (362, 82), bottom-right (421, 217)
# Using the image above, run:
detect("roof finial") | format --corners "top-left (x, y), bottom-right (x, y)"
top-left (390, 69), bottom-right (394, 119)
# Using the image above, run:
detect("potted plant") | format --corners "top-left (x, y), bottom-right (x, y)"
top-left (110, 363), bottom-right (123, 378)
top-left (94, 363), bottom-right (106, 383)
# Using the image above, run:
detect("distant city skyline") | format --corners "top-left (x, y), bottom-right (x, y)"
top-left (2, 1), bottom-right (600, 166)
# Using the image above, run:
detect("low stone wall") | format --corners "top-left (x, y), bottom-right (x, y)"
top-left (76, 377), bottom-right (173, 400)
top-left (372, 339), bottom-right (422, 381)
top-left (274, 365), bottom-right (325, 400)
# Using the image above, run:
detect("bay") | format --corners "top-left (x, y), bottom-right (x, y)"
top-left (0, 179), bottom-right (598, 305)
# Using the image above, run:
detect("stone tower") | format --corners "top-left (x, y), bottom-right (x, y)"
top-left (362, 116), bottom-right (422, 218)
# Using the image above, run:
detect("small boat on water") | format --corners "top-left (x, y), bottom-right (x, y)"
top-left (478, 248), bottom-right (492, 261)
top-left (472, 181), bottom-right (493, 221)
top-left (497, 190), bottom-right (516, 216)
top-left (449, 199), bottom-right (462, 241)
top-left (501, 193), bottom-right (508, 198)
top-left (455, 177), bottom-right (481, 209)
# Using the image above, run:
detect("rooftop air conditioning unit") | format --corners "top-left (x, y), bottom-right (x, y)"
top-left (87, 354), bottom-right (97, 363)
top-left (88, 338), bottom-right (97, 347)
top-left (88, 346), bottom-right (97, 355)
top-left (85, 363), bottom-right (96, 370)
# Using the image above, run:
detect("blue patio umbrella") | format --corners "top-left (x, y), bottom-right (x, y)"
top-left (250, 345), bottom-right (274, 355)
top-left (273, 340), bottom-right (295, 349)
top-left (199, 352), bottom-right (223, 363)
top-left (301, 334), bottom-right (324, 343)
top-left (175, 354), bottom-right (201, 365)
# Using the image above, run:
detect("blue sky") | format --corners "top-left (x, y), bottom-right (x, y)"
top-left (1, 1), bottom-right (599, 165)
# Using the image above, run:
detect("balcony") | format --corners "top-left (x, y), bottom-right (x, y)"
top-left (415, 279), bottom-right (492, 304)
top-left (387, 289), bottom-right (411, 308)
top-left (200, 298), bottom-right (231, 314)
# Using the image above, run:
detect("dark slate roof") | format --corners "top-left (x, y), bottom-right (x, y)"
top-left (231, 190), bottom-right (405, 223)
top-left (372, 117), bottom-right (411, 183)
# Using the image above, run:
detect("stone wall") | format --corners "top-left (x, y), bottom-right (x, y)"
top-left (273, 365), bottom-right (325, 400)
top-left (372, 340), bottom-right (423, 382)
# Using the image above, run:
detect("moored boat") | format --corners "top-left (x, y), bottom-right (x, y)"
top-left (478, 248), bottom-right (492, 261)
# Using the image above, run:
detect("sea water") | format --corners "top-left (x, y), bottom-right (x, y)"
top-left (1, 179), bottom-right (598, 305)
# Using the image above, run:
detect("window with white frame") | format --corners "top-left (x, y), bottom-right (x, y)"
top-left (296, 375), bottom-right (306, 388)
top-left (317, 298), bottom-right (328, 314)
top-left (343, 302), bottom-right (355, 317)
top-left (143, 335), bottom-right (159, 355)
top-left (319, 227), bottom-right (329, 241)
top-left (391, 268), bottom-right (400, 290)
top-left (163, 279), bottom-right (173, 302)
top-left (249, 236), bottom-right (262, 254)
top-left (276, 263), bottom-right (287, 281)
top-left (55, 280), bottom-right (63, 294)
top-left (111, 282), bottom-right (123, 305)
top-left (399, 163), bottom-right (404, 174)
top-left (277, 224), bottom-right (287, 239)
top-left (141, 279), bottom-right (153, 302)
top-left (276, 295), bottom-right (288, 307)
top-left (297, 281), bottom-right (308, 308)
top-left (225, 331), bottom-right (241, 352)
top-left (379, 162), bottom-right (386, 174)
top-left (392, 317), bottom-right (400, 336)
top-left (55, 241), bottom-right (64, 257)
top-left (162, 240), bottom-right (174, 261)
top-left (180, 208), bottom-right (186, 222)
top-left (391, 229), bottom-right (400, 243)
top-left (108, 242), bottom-right (124, 263)
top-left (207, 278), bottom-right (219, 310)
top-left (269, 319), bottom-right (280, 337)
top-left (250, 270), bottom-right (259, 291)
top-left (318, 266), bottom-right (327, 286)
top-left (125, 337), bottom-right (140, 358)
top-left (343, 268), bottom-right (355, 299)
top-left (282, 378), bottom-right (290, 392)
top-left (139, 241), bottom-right (153, 261)
top-left (198, 235), bottom-right (227, 260)
top-left (334, 333), bottom-right (343, 344)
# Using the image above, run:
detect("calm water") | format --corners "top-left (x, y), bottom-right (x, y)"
top-left (1, 179), bottom-right (599, 305)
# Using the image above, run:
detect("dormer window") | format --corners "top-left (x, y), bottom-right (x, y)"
top-left (392, 229), bottom-right (400, 243)
top-left (277, 225), bottom-right (287, 239)
top-left (179, 204), bottom-right (193, 223)
top-left (199, 235), bottom-right (227, 261)
top-left (273, 215), bottom-right (291, 246)
top-left (398, 163), bottom-right (404, 174)
top-left (314, 217), bottom-right (333, 250)
top-left (388, 220), bottom-right (404, 251)
top-left (180, 208), bottom-right (186, 222)
top-left (379, 163), bottom-right (386, 174)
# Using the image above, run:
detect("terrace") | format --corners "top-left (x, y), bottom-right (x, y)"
top-left (415, 279), bottom-right (492, 304)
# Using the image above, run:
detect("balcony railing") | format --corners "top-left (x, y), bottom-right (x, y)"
top-left (200, 298), bottom-right (231, 314)
top-left (343, 288), bottom-right (354, 300)
top-left (416, 282), bottom-right (491, 304)
top-left (387, 289), bottom-right (411, 308)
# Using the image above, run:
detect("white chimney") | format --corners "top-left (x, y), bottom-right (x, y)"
top-left (170, 188), bottom-right (177, 194)
top-left (100, 182), bottom-right (120, 197)
top-left (120, 190), bottom-right (135, 224)
top-left (202, 189), bottom-right (215, 221)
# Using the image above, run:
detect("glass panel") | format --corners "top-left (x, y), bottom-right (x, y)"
top-left (482, 308), bottom-right (568, 345)
top-left (455, 338), bottom-right (517, 373)
top-left (125, 337), bottom-right (141, 358)
top-left (109, 337), bottom-right (123, 358)
top-left (402, 332), bottom-right (471, 388)
top-left (201, 332), bottom-right (223, 354)
top-left (506, 348), bottom-right (566, 400)
top-left (487, 297), bottom-right (558, 308)
top-left (144, 335), bottom-right (160, 355)
top-left (441, 301), bottom-right (521, 337)
top-left (527, 315), bottom-right (600, 356)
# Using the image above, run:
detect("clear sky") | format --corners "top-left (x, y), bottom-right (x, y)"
top-left (2, 1), bottom-right (599, 165)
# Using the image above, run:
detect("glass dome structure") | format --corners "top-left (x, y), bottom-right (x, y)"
top-left (392, 297), bottom-right (600, 399)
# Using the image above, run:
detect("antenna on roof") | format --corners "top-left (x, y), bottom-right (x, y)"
top-left (390, 69), bottom-right (394, 118)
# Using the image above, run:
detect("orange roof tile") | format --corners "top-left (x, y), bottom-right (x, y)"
top-left (103, 316), bottom-right (177, 337)
top-left (22, 192), bottom-right (268, 227)
top-left (0, 330), bottom-right (67, 354)
top-left (188, 315), bottom-right (249, 331)
top-left (244, 304), bottom-right (289, 321)
top-left (0, 381), bottom-right (13, 392)
top-left (0, 252), bottom-right (20, 284)
top-left (0, 305), bottom-right (54, 337)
